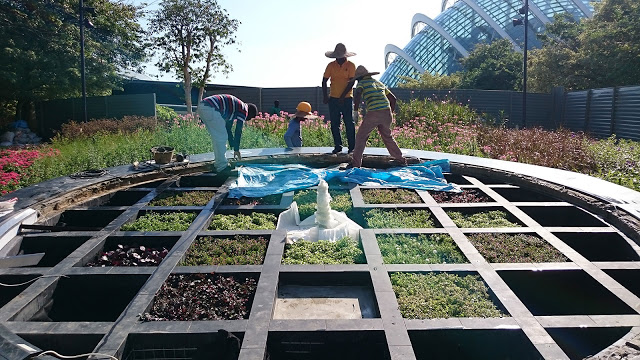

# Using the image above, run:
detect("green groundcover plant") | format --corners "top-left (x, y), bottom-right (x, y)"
top-left (391, 272), bottom-right (508, 319)
top-left (361, 188), bottom-right (423, 204)
top-left (377, 234), bottom-right (466, 264)
top-left (121, 212), bottom-right (197, 231)
top-left (282, 237), bottom-right (365, 265)
top-left (293, 188), bottom-right (353, 220)
top-left (447, 210), bottom-right (521, 228)
top-left (429, 189), bottom-right (492, 203)
top-left (364, 209), bottom-right (436, 228)
top-left (222, 194), bottom-right (281, 205)
top-left (208, 212), bottom-right (277, 230)
top-left (182, 235), bottom-right (268, 266)
top-left (149, 191), bottom-right (216, 206)
top-left (468, 233), bottom-right (568, 263)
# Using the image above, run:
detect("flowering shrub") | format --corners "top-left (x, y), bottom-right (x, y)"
top-left (58, 116), bottom-right (157, 140)
top-left (0, 147), bottom-right (59, 194)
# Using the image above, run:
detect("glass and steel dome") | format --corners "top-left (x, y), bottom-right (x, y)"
top-left (381, 0), bottom-right (597, 87)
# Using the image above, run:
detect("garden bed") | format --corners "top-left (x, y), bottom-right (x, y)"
top-left (207, 212), bottom-right (277, 230)
top-left (361, 188), bottom-right (423, 204)
top-left (282, 238), bottom-right (365, 265)
top-left (181, 235), bottom-right (268, 265)
top-left (376, 234), bottom-right (466, 264)
top-left (86, 244), bottom-right (169, 267)
top-left (121, 211), bottom-right (198, 231)
top-left (148, 190), bottom-right (216, 206)
top-left (294, 188), bottom-right (352, 219)
top-left (429, 188), bottom-right (491, 203)
top-left (363, 208), bottom-right (438, 228)
top-left (221, 194), bottom-right (281, 206)
top-left (140, 273), bottom-right (258, 321)
top-left (391, 272), bottom-right (508, 319)
top-left (446, 209), bottom-right (521, 228)
top-left (467, 233), bottom-right (568, 263)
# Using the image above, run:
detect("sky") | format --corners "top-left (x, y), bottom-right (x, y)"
top-left (132, 0), bottom-right (445, 88)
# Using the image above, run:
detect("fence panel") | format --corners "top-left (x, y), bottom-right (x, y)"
top-left (587, 88), bottom-right (615, 138)
top-left (261, 88), bottom-right (328, 118)
top-left (562, 90), bottom-right (588, 132)
top-left (613, 86), bottom-right (640, 141)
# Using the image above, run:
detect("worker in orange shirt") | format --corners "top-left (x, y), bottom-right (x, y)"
top-left (322, 43), bottom-right (356, 154)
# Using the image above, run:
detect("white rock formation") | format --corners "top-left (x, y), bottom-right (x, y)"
top-left (277, 180), bottom-right (361, 244)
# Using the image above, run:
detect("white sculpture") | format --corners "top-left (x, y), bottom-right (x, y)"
top-left (277, 180), bottom-right (361, 244)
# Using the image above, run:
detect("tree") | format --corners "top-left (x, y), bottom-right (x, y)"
top-left (460, 39), bottom-right (523, 90)
top-left (0, 0), bottom-right (146, 120)
top-left (530, 0), bottom-right (640, 91)
top-left (397, 71), bottom-right (461, 89)
top-left (148, 0), bottom-right (239, 114)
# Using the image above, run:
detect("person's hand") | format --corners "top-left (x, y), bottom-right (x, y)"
top-left (233, 150), bottom-right (242, 161)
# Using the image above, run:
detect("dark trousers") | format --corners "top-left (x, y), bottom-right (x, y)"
top-left (328, 97), bottom-right (355, 151)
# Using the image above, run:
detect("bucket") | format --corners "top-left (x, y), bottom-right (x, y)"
top-left (150, 146), bottom-right (174, 164)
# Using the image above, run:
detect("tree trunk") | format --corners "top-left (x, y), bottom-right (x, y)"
top-left (183, 66), bottom-right (192, 115)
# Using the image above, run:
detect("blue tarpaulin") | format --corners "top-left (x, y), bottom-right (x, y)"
top-left (227, 159), bottom-right (461, 198)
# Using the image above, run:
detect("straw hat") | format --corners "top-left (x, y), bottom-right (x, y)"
top-left (294, 101), bottom-right (314, 118)
top-left (325, 43), bottom-right (356, 58)
top-left (354, 65), bottom-right (380, 80)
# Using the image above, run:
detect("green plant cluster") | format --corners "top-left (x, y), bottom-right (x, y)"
top-left (364, 209), bottom-right (435, 229)
top-left (121, 212), bottom-right (197, 231)
top-left (182, 235), bottom-right (268, 266)
top-left (282, 237), bottom-right (365, 265)
top-left (208, 212), bottom-right (277, 230)
top-left (468, 233), bottom-right (568, 263)
top-left (391, 272), bottom-right (508, 319)
top-left (377, 234), bottom-right (466, 264)
top-left (293, 189), bottom-right (353, 220)
top-left (361, 188), bottom-right (423, 204)
top-left (149, 191), bottom-right (216, 206)
top-left (447, 210), bottom-right (521, 228)
top-left (222, 194), bottom-right (281, 206)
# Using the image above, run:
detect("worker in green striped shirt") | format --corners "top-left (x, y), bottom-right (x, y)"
top-left (340, 65), bottom-right (407, 168)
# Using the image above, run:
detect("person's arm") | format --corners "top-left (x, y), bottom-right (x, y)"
top-left (386, 90), bottom-right (397, 111)
top-left (339, 79), bottom-right (356, 101)
top-left (322, 77), bottom-right (330, 104)
top-left (225, 121), bottom-right (234, 148)
top-left (353, 87), bottom-right (363, 113)
top-left (233, 119), bottom-right (244, 156)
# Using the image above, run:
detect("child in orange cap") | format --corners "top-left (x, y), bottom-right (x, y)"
top-left (284, 102), bottom-right (314, 150)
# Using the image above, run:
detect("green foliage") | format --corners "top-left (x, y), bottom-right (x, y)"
top-left (58, 116), bottom-right (158, 140)
top-left (182, 235), bottom-right (268, 265)
top-left (293, 189), bottom-right (353, 220)
top-left (121, 212), bottom-right (196, 231)
top-left (0, 0), bottom-right (146, 110)
top-left (530, 0), bottom-right (640, 91)
top-left (361, 188), bottom-right (423, 204)
top-left (586, 135), bottom-right (640, 190)
top-left (149, 191), bottom-right (216, 206)
top-left (208, 212), bottom-right (277, 230)
top-left (460, 39), bottom-right (523, 90)
top-left (391, 272), bottom-right (508, 319)
top-left (447, 210), bottom-right (521, 228)
top-left (377, 234), bottom-right (467, 264)
top-left (156, 105), bottom-right (180, 123)
top-left (364, 209), bottom-right (435, 229)
top-left (397, 72), bottom-right (461, 89)
top-left (468, 233), bottom-right (568, 263)
top-left (282, 237), bottom-right (365, 265)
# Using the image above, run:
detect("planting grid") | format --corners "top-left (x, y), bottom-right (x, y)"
top-left (1, 170), bottom-right (640, 360)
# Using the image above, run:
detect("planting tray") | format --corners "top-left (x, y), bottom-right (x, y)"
top-left (1, 149), bottom-right (640, 360)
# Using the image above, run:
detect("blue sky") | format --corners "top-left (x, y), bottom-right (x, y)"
top-left (132, 0), bottom-right (444, 87)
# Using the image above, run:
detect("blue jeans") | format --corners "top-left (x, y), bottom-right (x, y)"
top-left (328, 97), bottom-right (355, 151)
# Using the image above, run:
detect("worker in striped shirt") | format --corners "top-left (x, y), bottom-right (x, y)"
top-left (197, 94), bottom-right (257, 174)
top-left (340, 66), bottom-right (407, 168)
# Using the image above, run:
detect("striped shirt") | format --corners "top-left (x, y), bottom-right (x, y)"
top-left (203, 94), bottom-right (248, 122)
top-left (356, 77), bottom-right (391, 111)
